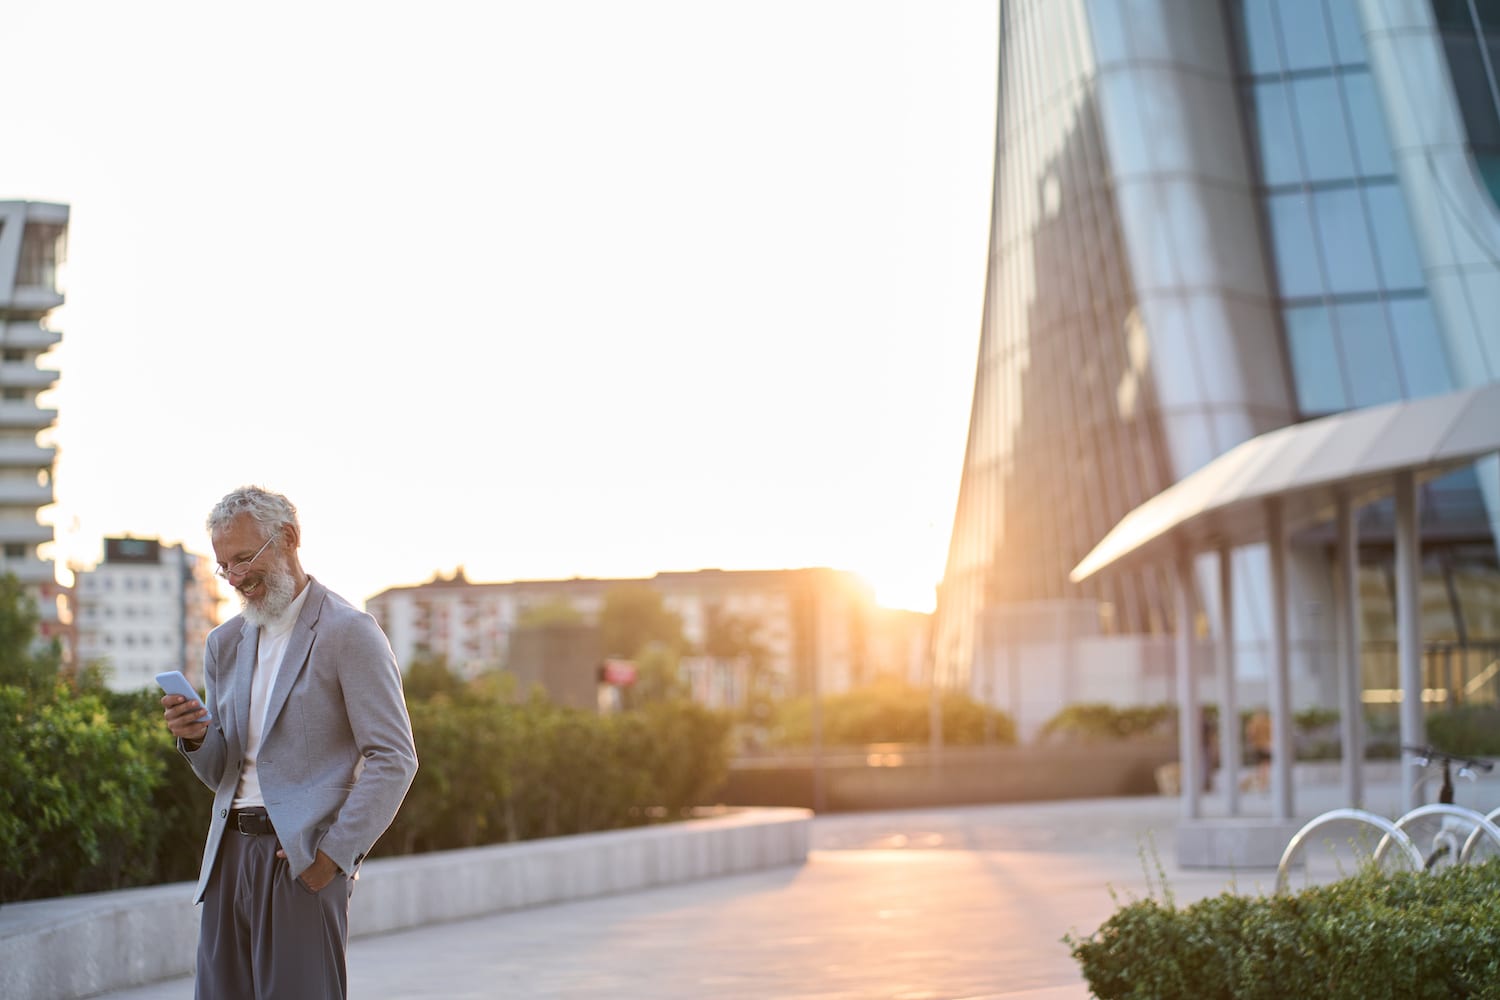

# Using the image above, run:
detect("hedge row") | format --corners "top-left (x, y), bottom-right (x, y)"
top-left (0, 679), bottom-right (730, 903)
top-left (765, 677), bottom-right (1016, 748)
top-left (1069, 860), bottom-right (1500, 999)
top-left (381, 691), bottom-right (729, 855)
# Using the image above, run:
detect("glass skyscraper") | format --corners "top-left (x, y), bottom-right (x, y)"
top-left (933, 1), bottom-right (1500, 715)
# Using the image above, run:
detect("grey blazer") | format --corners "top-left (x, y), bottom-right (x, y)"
top-left (180, 578), bottom-right (418, 903)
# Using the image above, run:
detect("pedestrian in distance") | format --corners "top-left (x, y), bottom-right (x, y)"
top-left (160, 485), bottom-right (418, 1000)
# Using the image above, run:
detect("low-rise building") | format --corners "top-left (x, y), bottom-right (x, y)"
top-left (73, 537), bottom-right (222, 692)
top-left (367, 567), bottom-right (897, 703)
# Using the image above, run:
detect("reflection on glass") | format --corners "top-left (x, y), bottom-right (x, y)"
top-left (1275, 0), bottom-right (1334, 72)
top-left (1238, 0), bottom-right (1283, 76)
top-left (1293, 76), bottom-right (1356, 182)
top-left (1284, 305), bottom-right (1348, 412)
top-left (1312, 187), bottom-right (1380, 293)
top-left (1343, 72), bottom-right (1396, 176)
top-left (1364, 182), bottom-right (1425, 288)
top-left (1268, 193), bottom-right (1323, 297)
top-left (1333, 301), bottom-right (1402, 407)
top-left (1325, 0), bottom-right (1367, 65)
top-left (1252, 80), bottom-right (1301, 184)
top-left (1387, 296), bottom-right (1454, 397)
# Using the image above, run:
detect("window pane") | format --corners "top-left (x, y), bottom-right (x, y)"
top-left (1387, 296), bottom-right (1454, 397)
top-left (1343, 71), bottom-right (1395, 175)
top-left (1292, 75), bottom-right (1357, 182)
top-left (1334, 301), bottom-right (1403, 406)
top-left (1284, 305), bottom-right (1348, 413)
top-left (1312, 187), bottom-right (1380, 293)
top-left (1326, 0), bottom-right (1367, 65)
top-left (1250, 81), bottom-right (1301, 185)
top-left (1476, 0), bottom-right (1500, 32)
top-left (1268, 193), bottom-right (1324, 297)
top-left (1444, 35), bottom-right (1500, 148)
top-left (1432, 0), bottom-right (1476, 31)
top-left (1364, 181), bottom-right (1425, 289)
top-left (1237, 0), bottom-right (1283, 75)
top-left (1276, 0), bottom-right (1334, 71)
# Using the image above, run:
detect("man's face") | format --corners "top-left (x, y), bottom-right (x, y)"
top-left (213, 514), bottom-right (295, 624)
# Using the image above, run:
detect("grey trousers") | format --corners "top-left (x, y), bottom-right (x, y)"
top-left (196, 826), bottom-right (350, 1000)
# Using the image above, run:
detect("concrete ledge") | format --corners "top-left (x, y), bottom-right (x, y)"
top-left (1176, 818), bottom-right (1304, 869)
top-left (0, 807), bottom-right (811, 1000)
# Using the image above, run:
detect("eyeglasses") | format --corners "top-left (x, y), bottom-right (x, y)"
top-left (215, 536), bottom-right (274, 580)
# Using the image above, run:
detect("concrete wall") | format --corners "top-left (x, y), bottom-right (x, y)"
top-left (721, 740), bottom-right (1179, 811)
top-left (0, 807), bottom-right (811, 1000)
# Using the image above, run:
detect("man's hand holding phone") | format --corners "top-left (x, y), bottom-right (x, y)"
top-left (158, 670), bottom-right (211, 745)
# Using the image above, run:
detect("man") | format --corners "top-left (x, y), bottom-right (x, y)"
top-left (161, 486), bottom-right (418, 999)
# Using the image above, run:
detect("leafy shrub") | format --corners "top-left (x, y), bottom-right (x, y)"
top-left (1039, 703), bottom-right (1175, 742)
top-left (0, 684), bottom-right (169, 901)
top-left (378, 684), bottom-right (731, 857)
top-left (1040, 702), bottom-right (1385, 762)
top-left (1426, 704), bottom-right (1500, 757)
top-left (765, 678), bottom-right (1015, 748)
top-left (1069, 860), bottom-right (1500, 999)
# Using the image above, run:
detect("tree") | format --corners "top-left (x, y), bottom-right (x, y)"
top-left (514, 598), bottom-right (585, 629)
top-left (403, 654), bottom-right (463, 702)
top-left (599, 585), bottom-right (685, 659)
top-left (0, 573), bottom-right (61, 694)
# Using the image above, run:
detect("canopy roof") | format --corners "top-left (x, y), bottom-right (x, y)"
top-left (1070, 382), bottom-right (1500, 583)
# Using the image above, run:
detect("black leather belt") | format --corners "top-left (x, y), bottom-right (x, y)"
top-left (230, 808), bottom-right (276, 836)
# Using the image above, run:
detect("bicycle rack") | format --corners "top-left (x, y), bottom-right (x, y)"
top-left (1275, 809), bottom-right (1422, 894)
top-left (1459, 805), bottom-right (1500, 864)
top-left (1372, 804), bottom-right (1500, 866)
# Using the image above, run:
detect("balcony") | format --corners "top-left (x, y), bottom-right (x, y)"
top-left (0, 480), bottom-right (53, 506)
top-left (0, 440), bottom-right (55, 468)
top-left (0, 521), bottom-right (54, 545)
top-left (0, 362), bottom-right (59, 389)
top-left (0, 286), bottom-right (63, 317)
top-left (0, 555), bottom-right (55, 585)
top-left (0, 322), bottom-right (61, 351)
top-left (0, 402), bottom-right (57, 429)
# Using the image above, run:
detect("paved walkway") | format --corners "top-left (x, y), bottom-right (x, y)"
top-left (96, 773), bottom-right (1428, 1000)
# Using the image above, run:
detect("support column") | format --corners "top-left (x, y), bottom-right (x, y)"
top-left (1217, 545), bottom-right (1240, 815)
top-left (1267, 498), bottom-right (1294, 820)
top-left (1175, 548), bottom-right (1201, 819)
top-left (1395, 470), bottom-right (1424, 813)
top-left (1335, 491), bottom-right (1364, 808)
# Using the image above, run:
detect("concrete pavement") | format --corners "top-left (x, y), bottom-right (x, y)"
top-left (94, 769), bottom-right (1439, 999)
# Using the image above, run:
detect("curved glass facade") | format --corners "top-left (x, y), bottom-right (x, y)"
top-left (934, 0), bottom-right (1500, 704)
top-left (933, 0), bottom-right (1179, 685)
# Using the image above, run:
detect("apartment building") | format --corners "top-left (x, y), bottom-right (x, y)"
top-left (73, 536), bottom-right (222, 692)
top-left (367, 567), bottom-right (892, 703)
top-left (0, 201), bottom-right (66, 636)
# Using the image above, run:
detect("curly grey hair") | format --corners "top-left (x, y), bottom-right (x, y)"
top-left (206, 486), bottom-right (300, 541)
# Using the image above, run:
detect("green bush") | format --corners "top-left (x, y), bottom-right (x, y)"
top-left (1426, 704), bottom-right (1500, 757)
top-left (1039, 703), bottom-right (1176, 742)
top-left (0, 684), bottom-right (168, 901)
top-left (378, 684), bottom-right (731, 857)
top-left (765, 678), bottom-right (1015, 748)
top-left (1069, 860), bottom-right (1500, 999)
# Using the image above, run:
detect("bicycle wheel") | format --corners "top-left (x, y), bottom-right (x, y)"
top-left (1277, 809), bottom-right (1422, 895)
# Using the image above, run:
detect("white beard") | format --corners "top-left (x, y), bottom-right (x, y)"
top-left (239, 565), bottom-right (297, 627)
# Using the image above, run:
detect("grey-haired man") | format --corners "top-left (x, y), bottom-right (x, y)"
top-left (161, 486), bottom-right (418, 999)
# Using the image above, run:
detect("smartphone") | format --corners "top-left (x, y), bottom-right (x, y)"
top-left (156, 670), bottom-right (212, 721)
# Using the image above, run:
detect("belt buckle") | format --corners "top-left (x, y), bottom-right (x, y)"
top-left (235, 811), bottom-right (266, 836)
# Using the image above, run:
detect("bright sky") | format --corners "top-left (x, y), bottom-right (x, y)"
top-left (6, 1), bottom-right (998, 614)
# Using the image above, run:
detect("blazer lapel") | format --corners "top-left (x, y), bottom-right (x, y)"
top-left (262, 580), bottom-right (325, 735)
